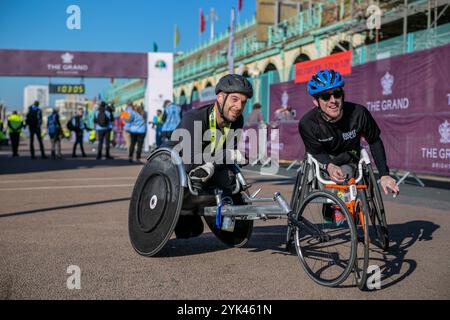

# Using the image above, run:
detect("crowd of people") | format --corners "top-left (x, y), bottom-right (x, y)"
top-left (0, 98), bottom-right (183, 163)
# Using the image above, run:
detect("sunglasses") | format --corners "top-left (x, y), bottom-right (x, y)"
top-left (317, 89), bottom-right (344, 101)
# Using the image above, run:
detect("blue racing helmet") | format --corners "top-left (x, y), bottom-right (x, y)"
top-left (307, 69), bottom-right (345, 96)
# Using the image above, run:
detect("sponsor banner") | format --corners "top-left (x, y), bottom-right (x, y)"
top-left (268, 122), bottom-right (304, 160)
top-left (295, 51), bottom-right (352, 84)
top-left (376, 115), bottom-right (450, 176)
top-left (270, 43), bottom-right (450, 176)
top-left (145, 53), bottom-right (173, 148)
top-left (0, 49), bottom-right (148, 78)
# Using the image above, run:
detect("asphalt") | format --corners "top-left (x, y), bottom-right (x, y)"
top-left (0, 139), bottom-right (449, 300)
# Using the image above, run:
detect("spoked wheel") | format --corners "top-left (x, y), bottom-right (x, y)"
top-left (293, 191), bottom-right (357, 287)
top-left (287, 162), bottom-right (312, 251)
top-left (353, 189), bottom-right (370, 290)
top-left (366, 164), bottom-right (389, 251)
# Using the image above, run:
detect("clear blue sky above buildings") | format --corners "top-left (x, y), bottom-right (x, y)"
top-left (0, 0), bottom-right (256, 110)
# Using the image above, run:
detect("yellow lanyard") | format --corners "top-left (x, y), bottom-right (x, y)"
top-left (209, 105), bottom-right (231, 153)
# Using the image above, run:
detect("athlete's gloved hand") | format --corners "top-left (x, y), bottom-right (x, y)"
top-left (189, 162), bottom-right (215, 183)
top-left (226, 149), bottom-right (248, 165)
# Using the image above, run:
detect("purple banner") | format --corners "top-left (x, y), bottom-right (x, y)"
top-left (0, 49), bottom-right (148, 78)
top-left (270, 43), bottom-right (450, 176)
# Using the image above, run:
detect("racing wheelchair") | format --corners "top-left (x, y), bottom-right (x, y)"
top-left (128, 147), bottom-right (389, 289)
top-left (128, 147), bottom-right (293, 257)
top-left (287, 148), bottom-right (390, 288)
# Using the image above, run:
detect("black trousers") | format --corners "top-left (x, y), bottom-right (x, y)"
top-left (29, 127), bottom-right (46, 157)
top-left (97, 130), bottom-right (111, 158)
top-left (10, 132), bottom-right (20, 156)
top-left (129, 133), bottom-right (145, 160)
top-left (73, 132), bottom-right (86, 156)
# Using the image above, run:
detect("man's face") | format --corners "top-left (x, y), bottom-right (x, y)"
top-left (217, 92), bottom-right (247, 122)
top-left (77, 109), bottom-right (83, 116)
top-left (313, 87), bottom-right (344, 119)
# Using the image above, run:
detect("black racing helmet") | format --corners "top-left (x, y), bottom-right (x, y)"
top-left (215, 74), bottom-right (253, 99)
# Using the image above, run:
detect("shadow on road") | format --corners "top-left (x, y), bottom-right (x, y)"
top-left (0, 197), bottom-right (131, 218)
top-left (154, 220), bottom-right (439, 291)
top-left (368, 220), bottom-right (440, 290)
top-left (0, 154), bottom-right (144, 175)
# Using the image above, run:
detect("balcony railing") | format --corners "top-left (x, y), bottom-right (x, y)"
top-left (267, 3), bottom-right (323, 46)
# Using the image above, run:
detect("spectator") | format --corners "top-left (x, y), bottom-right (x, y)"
top-left (7, 110), bottom-right (24, 157)
top-left (246, 103), bottom-right (264, 125)
top-left (150, 109), bottom-right (163, 147)
top-left (25, 100), bottom-right (47, 159)
top-left (126, 105), bottom-right (147, 163)
top-left (120, 100), bottom-right (134, 151)
top-left (68, 107), bottom-right (88, 158)
top-left (47, 108), bottom-right (63, 160)
top-left (274, 105), bottom-right (295, 122)
top-left (94, 101), bottom-right (113, 160)
top-left (106, 102), bottom-right (115, 146)
top-left (160, 100), bottom-right (181, 143)
top-left (0, 117), bottom-right (8, 146)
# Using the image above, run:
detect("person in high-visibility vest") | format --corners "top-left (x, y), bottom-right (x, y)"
top-left (89, 130), bottom-right (96, 143)
top-left (7, 111), bottom-right (24, 157)
top-left (0, 118), bottom-right (7, 145)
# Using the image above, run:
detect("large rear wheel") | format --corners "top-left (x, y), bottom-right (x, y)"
top-left (366, 164), bottom-right (389, 251)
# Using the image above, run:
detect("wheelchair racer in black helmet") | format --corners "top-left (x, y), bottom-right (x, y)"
top-left (167, 74), bottom-right (253, 239)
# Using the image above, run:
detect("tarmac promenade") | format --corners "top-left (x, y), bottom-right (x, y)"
top-left (0, 140), bottom-right (449, 299)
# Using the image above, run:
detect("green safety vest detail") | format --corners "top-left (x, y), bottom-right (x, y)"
top-left (7, 115), bottom-right (23, 133)
top-left (209, 105), bottom-right (231, 154)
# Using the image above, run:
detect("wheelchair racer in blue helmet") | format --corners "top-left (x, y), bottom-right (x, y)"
top-left (300, 69), bottom-right (399, 199)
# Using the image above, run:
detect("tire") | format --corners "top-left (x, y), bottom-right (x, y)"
top-left (293, 190), bottom-right (357, 287)
top-left (366, 165), bottom-right (389, 251)
top-left (287, 162), bottom-right (311, 250)
top-left (128, 149), bottom-right (184, 257)
top-left (353, 188), bottom-right (370, 290)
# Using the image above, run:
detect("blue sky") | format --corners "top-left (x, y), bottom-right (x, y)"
top-left (0, 0), bottom-right (256, 110)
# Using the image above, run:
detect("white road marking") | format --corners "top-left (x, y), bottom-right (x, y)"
top-left (0, 184), bottom-right (134, 191)
top-left (0, 177), bottom-right (135, 184)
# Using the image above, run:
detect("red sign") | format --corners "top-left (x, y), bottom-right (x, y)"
top-left (0, 49), bottom-right (148, 78)
top-left (295, 51), bottom-right (352, 84)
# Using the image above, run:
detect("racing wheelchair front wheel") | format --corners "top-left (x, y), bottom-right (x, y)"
top-left (203, 194), bottom-right (254, 248)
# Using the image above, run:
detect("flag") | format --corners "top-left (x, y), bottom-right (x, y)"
top-left (174, 24), bottom-right (180, 49)
top-left (227, 8), bottom-right (235, 74)
top-left (200, 8), bottom-right (206, 33)
top-left (238, 0), bottom-right (243, 12)
top-left (153, 42), bottom-right (158, 52)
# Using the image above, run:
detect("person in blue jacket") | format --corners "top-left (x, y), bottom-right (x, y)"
top-left (160, 100), bottom-right (181, 143)
top-left (126, 105), bottom-right (147, 163)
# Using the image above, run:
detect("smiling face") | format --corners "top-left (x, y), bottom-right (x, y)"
top-left (313, 87), bottom-right (344, 120)
top-left (217, 92), bottom-right (248, 122)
